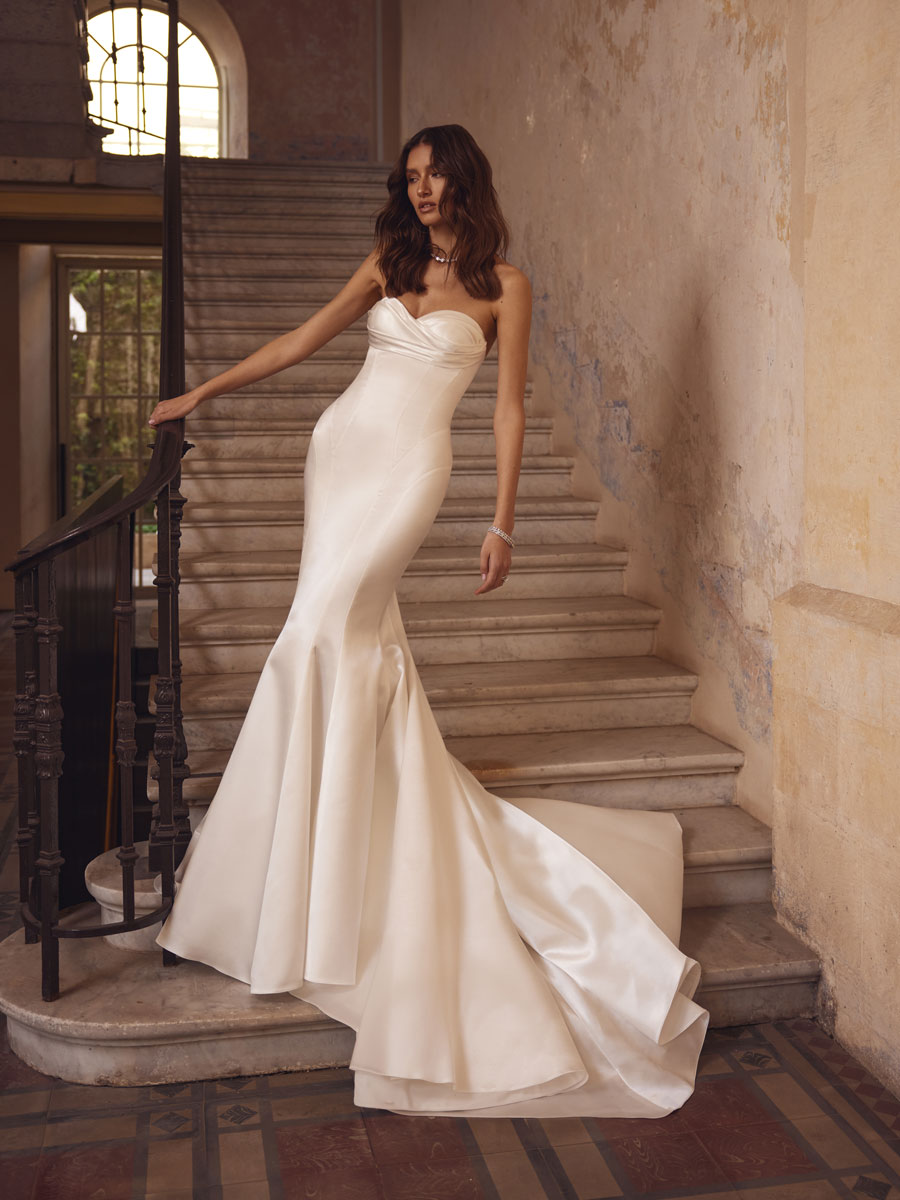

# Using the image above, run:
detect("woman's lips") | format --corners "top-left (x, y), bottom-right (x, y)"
top-left (418, 202), bottom-right (436, 212)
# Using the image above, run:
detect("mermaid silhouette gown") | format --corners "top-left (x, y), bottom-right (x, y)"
top-left (155, 295), bottom-right (709, 1117)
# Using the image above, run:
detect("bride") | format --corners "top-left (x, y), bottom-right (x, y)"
top-left (147, 123), bottom-right (709, 1119)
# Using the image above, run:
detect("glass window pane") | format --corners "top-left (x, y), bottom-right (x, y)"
top-left (103, 334), bottom-right (139, 394)
top-left (71, 461), bottom-right (105, 507)
top-left (71, 394), bottom-right (104, 457)
top-left (140, 269), bottom-right (161, 325)
top-left (106, 409), bottom-right (136, 457)
top-left (69, 268), bottom-right (101, 332)
top-left (180, 33), bottom-right (217, 86)
top-left (103, 268), bottom-right (138, 330)
top-left (141, 333), bottom-right (160, 396)
top-left (87, 7), bottom-right (219, 158)
top-left (70, 333), bottom-right (102, 396)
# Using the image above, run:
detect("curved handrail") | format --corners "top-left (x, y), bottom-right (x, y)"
top-left (4, 418), bottom-right (191, 576)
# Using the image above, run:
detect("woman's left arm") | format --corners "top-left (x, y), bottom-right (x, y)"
top-left (475, 268), bottom-right (532, 595)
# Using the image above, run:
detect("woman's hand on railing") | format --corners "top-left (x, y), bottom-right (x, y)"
top-left (148, 388), bottom-right (205, 426)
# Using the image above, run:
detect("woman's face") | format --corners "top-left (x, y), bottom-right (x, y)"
top-left (405, 142), bottom-right (450, 229)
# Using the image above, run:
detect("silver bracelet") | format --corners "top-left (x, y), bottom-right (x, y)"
top-left (487, 524), bottom-right (516, 549)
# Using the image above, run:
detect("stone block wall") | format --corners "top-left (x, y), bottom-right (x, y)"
top-left (772, 0), bottom-right (900, 1094)
top-left (774, 584), bottom-right (900, 1094)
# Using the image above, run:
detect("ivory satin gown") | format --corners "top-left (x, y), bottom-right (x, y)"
top-left (155, 295), bottom-right (709, 1117)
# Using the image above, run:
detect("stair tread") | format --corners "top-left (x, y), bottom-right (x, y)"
top-left (177, 656), bottom-right (698, 713)
top-left (681, 903), bottom-right (820, 984)
top-left (187, 415), bottom-right (549, 432)
top-left (176, 595), bottom-right (662, 641)
top-left (181, 454), bottom-right (573, 477)
top-left (0, 900), bottom-right (815, 1046)
top-left (674, 806), bottom-right (771, 866)
top-left (173, 543), bottom-right (627, 576)
top-left (179, 724), bottom-right (744, 793)
top-left (181, 496), bottom-right (596, 522)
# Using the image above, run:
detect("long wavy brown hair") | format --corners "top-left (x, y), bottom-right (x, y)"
top-left (374, 124), bottom-right (510, 301)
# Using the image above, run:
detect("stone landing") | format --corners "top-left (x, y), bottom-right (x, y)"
top-left (0, 901), bottom-right (818, 1087)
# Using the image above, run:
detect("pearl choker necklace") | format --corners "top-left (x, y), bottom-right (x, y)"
top-left (430, 245), bottom-right (457, 265)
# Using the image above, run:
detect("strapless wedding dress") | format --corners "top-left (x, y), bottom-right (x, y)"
top-left (155, 295), bottom-right (709, 1118)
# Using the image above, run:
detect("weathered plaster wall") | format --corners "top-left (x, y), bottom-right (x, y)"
top-left (402, 0), bottom-right (805, 823)
top-left (216, 0), bottom-right (378, 161)
top-left (773, 1), bottom-right (900, 1095)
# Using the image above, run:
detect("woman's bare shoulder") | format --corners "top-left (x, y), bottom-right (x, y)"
top-left (495, 260), bottom-right (532, 300)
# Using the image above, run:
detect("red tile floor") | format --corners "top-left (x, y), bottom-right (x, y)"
top-left (1, 614), bottom-right (899, 1199)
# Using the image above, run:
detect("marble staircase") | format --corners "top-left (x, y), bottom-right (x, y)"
top-left (0, 159), bottom-right (820, 1086)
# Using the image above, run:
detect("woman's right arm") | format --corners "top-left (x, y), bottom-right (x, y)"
top-left (147, 252), bottom-right (384, 425)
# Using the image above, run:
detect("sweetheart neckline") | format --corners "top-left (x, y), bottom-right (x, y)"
top-left (376, 296), bottom-right (489, 346)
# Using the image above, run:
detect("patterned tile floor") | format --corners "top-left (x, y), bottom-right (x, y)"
top-left (1, 615), bottom-right (899, 1199)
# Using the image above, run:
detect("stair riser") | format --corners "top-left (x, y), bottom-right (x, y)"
top-left (177, 567), bottom-right (626, 608)
top-left (432, 694), bottom-right (694, 738)
top-left (178, 514), bottom-right (597, 554)
top-left (186, 278), bottom-right (361, 303)
top-left (180, 467), bottom-right (572, 503)
top-left (696, 980), bottom-right (817, 1027)
top-left (185, 328), bottom-right (369, 359)
top-left (184, 253), bottom-right (377, 278)
top-left (196, 389), bottom-right (528, 421)
top-left (185, 358), bottom-right (500, 388)
top-left (179, 626), bottom-right (655, 674)
top-left (182, 692), bottom-right (694, 748)
top-left (184, 213), bottom-right (376, 235)
top-left (183, 179), bottom-right (387, 198)
top-left (184, 234), bottom-right (375, 257)
top-left (183, 428), bottom-right (549, 460)
top-left (186, 302), bottom-right (369, 328)
top-left (683, 865), bottom-right (772, 908)
top-left (168, 764), bottom-right (736, 813)
top-left (4, 1007), bottom-right (357, 1087)
top-left (492, 770), bottom-right (737, 810)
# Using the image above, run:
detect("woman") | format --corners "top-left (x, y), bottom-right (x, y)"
top-left (149, 124), bottom-right (708, 1118)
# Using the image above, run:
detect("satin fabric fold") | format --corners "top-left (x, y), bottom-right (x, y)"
top-left (156, 296), bottom-right (709, 1117)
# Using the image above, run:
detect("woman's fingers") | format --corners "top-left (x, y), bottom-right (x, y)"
top-left (474, 543), bottom-right (511, 594)
top-left (148, 392), bottom-right (196, 425)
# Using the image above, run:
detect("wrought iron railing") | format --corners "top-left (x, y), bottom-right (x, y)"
top-left (5, 0), bottom-right (191, 1001)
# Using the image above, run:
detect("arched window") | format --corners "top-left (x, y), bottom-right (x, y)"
top-left (86, 5), bottom-right (220, 157)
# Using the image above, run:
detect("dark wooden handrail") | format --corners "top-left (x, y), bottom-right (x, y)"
top-left (5, 419), bottom-right (189, 574)
top-left (5, 0), bottom-right (192, 1000)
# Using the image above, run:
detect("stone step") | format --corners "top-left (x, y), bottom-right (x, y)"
top-left (184, 250), bottom-right (375, 278)
top-left (171, 543), bottom-right (629, 607)
top-left (0, 898), bottom-right (817, 1085)
top-left (442, 725), bottom-right (744, 808)
top-left (682, 903), bottom-right (819, 1026)
top-left (184, 276), bottom-right (377, 303)
top-left (173, 655), bottom-right (697, 747)
top-left (169, 595), bottom-right (661, 672)
top-left (185, 300), bottom-right (373, 329)
top-left (185, 354), bottom-right (500, 389)
top-left (184, 231), bottom-right (376, 258)
top-left (183, 211), bottom-right (377, 235)
top-left (675, 807), bottom-right (772, 908)
top-left (181, 178), bottom-right (386, 202)
top-left (185, 325), bottom-right (370, 360)
top-left (181, 453), bottom-right (574, 503)
top-left (184, 191), bottom-right (382, 214)
top-left (177, 496), bottom-right (599, 554)
top-left (157, 724), bottom-right (742, 813)
top-left (183, 158), bottom-right (389, 180)
top-left (195, 382), bottom-right (531, 421)
top-left (185, 323), bottom-right (498, 365)
top-left (181, 416), bottom-right (547, 462)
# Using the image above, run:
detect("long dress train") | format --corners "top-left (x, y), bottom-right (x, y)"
top-left (155, 295), bottom-right (709, 1117)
